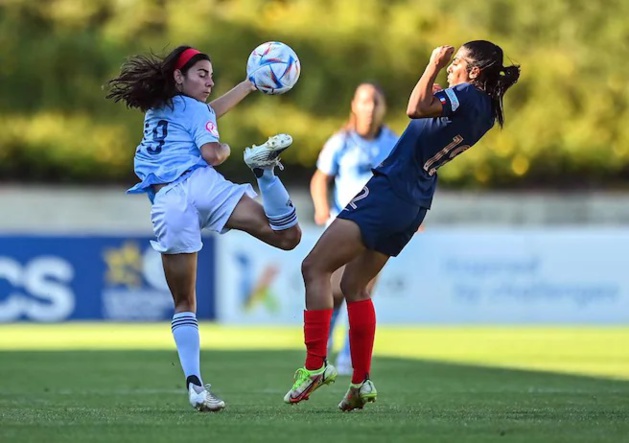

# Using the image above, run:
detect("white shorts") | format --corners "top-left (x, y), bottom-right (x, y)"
top-left (150, 167), bottom-right (256, 254)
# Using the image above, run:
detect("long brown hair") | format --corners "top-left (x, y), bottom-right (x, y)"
top-left (342, 82), bottom-right (387, 133)
top-left (105, 45), bottom-right (211, 112)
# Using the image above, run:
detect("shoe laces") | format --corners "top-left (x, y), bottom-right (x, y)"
top-left (203, 384), bottom-right (222, 402)
top-left (291, 368), bottom-right (313, 390)
top-left (256, 159), bottom-right (284, 171)
top-left (244, 147), bottom-right (284, 170)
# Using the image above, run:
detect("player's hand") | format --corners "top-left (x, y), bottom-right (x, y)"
top-left (314, 208), bottom-right (330, 225)
top-left (429, 46), bottom-right (454, 70)
top-left (245, 78), bottom-right (257, 92)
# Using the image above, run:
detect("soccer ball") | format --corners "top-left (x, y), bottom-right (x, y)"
top-left (247, 41), bottom-right (301, 95)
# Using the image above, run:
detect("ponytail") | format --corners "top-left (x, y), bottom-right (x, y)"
top-left (491, 64), bottom-right (521, 127)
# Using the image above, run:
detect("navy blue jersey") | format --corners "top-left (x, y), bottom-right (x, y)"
top-left (373, 83), bottom-right (494, 208)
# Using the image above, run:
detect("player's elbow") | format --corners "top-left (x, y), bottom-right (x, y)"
top-left (406, 103), bottom-right (431, 119)
top-left (406, 106), bottom-right (421, 119)
top-left (407, 103), bottom-right (442, 119)
top-left (407, 95), bottom-right (443, 119)
top-left (202, 154), bottom-right (221, 166)
top-left (201, 142), bottom-right (229, 166)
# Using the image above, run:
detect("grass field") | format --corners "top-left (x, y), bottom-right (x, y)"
top-left (1, 324), bottom-right (628, 443)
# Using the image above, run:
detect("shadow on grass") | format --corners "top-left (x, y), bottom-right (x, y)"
top-left (0, 350), bottom-right (627, 443)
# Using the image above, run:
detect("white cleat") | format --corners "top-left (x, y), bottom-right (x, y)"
top-left (338, 379), bottom-right (377, 412)
top-left (188, 384), bottom-right (225, 412)
top-left (244, 134), bottom-right (293, 170)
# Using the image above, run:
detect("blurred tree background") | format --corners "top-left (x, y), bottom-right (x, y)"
top-left (0, 0), bottom-right (627, 189)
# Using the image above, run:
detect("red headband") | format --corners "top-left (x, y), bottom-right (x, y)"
top-left (175, 48), bottom-right (201, 70)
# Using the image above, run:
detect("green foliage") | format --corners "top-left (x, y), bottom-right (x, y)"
top-left (0, 0), bottom-right (627, 188)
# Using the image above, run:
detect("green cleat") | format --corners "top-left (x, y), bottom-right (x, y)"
top-left (338, 379), bottom-right (377, 412)
top-left (283, 363), bottom-right (338, 404)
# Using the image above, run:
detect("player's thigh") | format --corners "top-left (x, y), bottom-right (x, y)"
top-left (188, 167), bottom-right (257, 235)
top-left (161, 252), bottom-right (198, 311)
top-left (225, 194), bottom-right (301, 250)
top-left (302, 218), bottom-right (366, 276)
top-left (340, 249), bottom-right (390, 301)
top-left (151, 184), bottom-right (203, 254)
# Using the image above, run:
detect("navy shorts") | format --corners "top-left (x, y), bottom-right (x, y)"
top-left (337, 173), bottom-right (428, 257)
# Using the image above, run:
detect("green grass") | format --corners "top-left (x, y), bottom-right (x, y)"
top-left (0, 325), bottom-right (628, 443)
top-left (2, 324), bottom-right (628, 379)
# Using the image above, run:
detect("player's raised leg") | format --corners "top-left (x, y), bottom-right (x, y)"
top-left (243, 134), bottom-right (298, 227)
top-left (227, 133), bottom-right (301, 250)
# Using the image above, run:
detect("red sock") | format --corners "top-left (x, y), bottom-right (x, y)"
top-left (304, 309), bottom-right (333, 370)
top-left (347, 299), bottom-right (376, 384)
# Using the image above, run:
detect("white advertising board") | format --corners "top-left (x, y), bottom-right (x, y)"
top-left (216, 228), bottom-right (629, 324)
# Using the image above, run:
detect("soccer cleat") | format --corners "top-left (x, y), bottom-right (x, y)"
top-left (188, 383), bottom-right (226, 412)
top-left (338, 379), bottom-right (377, 412)
top-left (244, 133), bottom-right (293, 171)
top-left (283, 362), bottom-right (338, 404)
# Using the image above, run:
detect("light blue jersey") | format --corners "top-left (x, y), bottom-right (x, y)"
top-left (316, 127), bottom-right (398, 213)
top-left (128, 95), bottom-right (220, 199)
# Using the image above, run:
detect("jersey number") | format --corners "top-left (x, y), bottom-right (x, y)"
top-left (423, 135), bottom-right (470, 176)
top-left (147, 120), bottom-right (169, 155)
top-left (348, 186), bottom-right (369, 209)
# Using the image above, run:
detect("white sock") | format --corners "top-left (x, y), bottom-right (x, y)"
top-left (171, 312), bottom-right (202, 386)
top-left (256, 169), bottom-right (298, 230)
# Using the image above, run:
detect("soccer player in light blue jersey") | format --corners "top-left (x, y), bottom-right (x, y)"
top-left (310, 83), bottom-right (398, 376)
top-left (284, 41), bottom-right (520, 411)
top-left (106, 45), bottom-right (301, 412)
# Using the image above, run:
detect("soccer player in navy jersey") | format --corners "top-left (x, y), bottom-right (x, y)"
top-left (106, 45), bottom-right (301, 412)
top-left (310, 83), bottom-right (398, 376)
top-left (284, 40), bottom-right (520, 411)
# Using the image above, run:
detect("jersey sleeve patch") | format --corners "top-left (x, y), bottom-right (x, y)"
top-left (444, 88), bottom-right (460, 112)
top-left (205, 120), bottom-right (219, 138)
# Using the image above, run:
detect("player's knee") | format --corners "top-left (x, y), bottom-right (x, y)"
top-left (301, 252), bottom-right (323, 282)
top-left (275, 226), bottom-right (301, 250)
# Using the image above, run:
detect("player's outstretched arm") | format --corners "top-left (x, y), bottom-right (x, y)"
top-left (209, 80), bottom-right (257, 119)
top-left (406, 45), bottom-right (453, 119)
